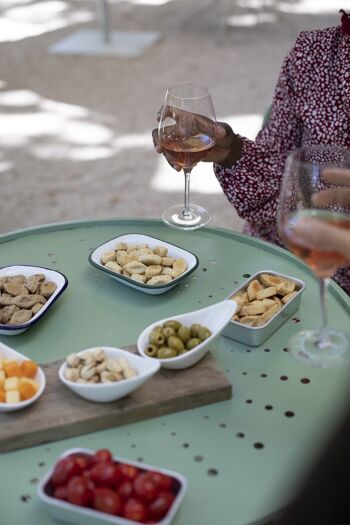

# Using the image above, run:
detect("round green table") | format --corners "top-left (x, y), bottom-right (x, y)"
top-left (1, 219), bottom-right (349, 525)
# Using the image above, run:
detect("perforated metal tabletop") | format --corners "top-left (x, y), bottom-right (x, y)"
top-left (0, 219), bottom-right (349, 525)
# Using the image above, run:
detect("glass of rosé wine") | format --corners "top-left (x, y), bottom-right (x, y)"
top-left (158, 82), bottom-right (216, 230)
top-left (278, 145), bottom-right (350, 367)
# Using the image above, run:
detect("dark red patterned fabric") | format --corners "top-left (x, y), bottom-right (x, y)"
top-left (214, 26), bottom-right (350, 295)
top-left (340, 10), bottom-right (350, 35)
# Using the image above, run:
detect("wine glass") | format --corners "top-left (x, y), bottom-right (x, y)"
top-left (158, 82), bottom-right (216, 230)
top-left (278, 145), bottom-right (350, 367)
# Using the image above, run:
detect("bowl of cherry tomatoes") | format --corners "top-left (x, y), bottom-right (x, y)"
top-left (37, 447), bottom-right (187, 525)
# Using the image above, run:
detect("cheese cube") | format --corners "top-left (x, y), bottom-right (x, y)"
top-left (6, 390), bottom-right (20, 404)
top-left (4, 376), bottom-right (20, 391)
top-left (0, 370), bottom-right (5, 387)
top-left (19, 377), bottom-right (39, 391)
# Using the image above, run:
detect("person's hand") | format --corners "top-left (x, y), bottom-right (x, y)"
top-left (293, 168), bottom-right (350, 260)
top-left (152, 106), bottom-right (242, 171)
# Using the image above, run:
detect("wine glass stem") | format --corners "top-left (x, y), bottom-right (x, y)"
top-left (182, 169), bottom-right (192, 218)
top-left (316, 277), bottom-right (330, 349)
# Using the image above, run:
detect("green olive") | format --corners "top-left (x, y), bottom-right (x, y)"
top-left (144, 344), bottom-right (158, 357)
top-left (177, 325), bottom-right (191, 343)
top-left (163, 326), bottom-right (176, 339)
top-left (149, 330), bottom-right (165, 345)
top-left (178, 349), bottom-right (188, 355)
top-left (190, 323), bottom-right (201, 337)
top-left (167, 335), bottom-right (185, 352)
top-left (157, 347), bottom-right (178, 359)
top-left (186, 338), bottom-right (202, 351)
top-left (152, 325), bottom-right (163, 332)
top-left (163, 320), bottom-right (182, 331)
top-left (198, 326), bottom-right (212, 341)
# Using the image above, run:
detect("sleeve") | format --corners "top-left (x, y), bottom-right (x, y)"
top-left (214, 33), bottom-right (306, 228)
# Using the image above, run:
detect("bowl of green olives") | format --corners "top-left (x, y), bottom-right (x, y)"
top-left (137, 300), bottom-right (237, 369)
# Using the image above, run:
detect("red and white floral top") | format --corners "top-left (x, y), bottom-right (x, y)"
top-left (214, 25), bottom-right (350, 295)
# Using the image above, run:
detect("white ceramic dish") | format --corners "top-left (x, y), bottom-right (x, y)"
top-left (88, 233), bottom-right (199, 295)
top-left (59, 346), bottom-right (160, 403)
top-left (0, 264), bottom-right (68, 335)
top-left (137, 300), bottom-right (237, 370)
top-left (223, 270), bottom-right (306, 346)
top-left (37, 447), bottom-right (188, 525)
top-left (0, 341), bottom-right (46, 412)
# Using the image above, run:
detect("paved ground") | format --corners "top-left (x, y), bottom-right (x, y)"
top-left (0, 0), bottom-right (340, 234)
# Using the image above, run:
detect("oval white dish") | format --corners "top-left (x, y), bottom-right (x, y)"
top-left (137, 300), bottom-right (237, 370)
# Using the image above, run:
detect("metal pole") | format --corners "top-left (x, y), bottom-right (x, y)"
top-left (97, 0), bottom-right (110, 44)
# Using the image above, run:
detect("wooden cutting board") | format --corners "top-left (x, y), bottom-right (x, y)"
top-left (0, 346), bottom-right (232, 453)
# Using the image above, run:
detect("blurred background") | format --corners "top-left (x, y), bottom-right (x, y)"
top-left (0, 0), bottom-right (343, 234)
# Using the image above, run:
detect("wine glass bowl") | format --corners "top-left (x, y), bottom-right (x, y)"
top-left (278, 145), bottom-right (350, 367)
top-left (158, 82), bottom-right (216, 230)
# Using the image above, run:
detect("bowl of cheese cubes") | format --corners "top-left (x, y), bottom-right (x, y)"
top-left (0, 341), bottom-right (46, 412)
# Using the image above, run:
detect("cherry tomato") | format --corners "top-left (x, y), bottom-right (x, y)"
top-left (53, 485), bottom-right (68, 501)
top-left (117, 480), bottom-right (133, 500)
top-left (93, 488), bottom-right (122, 515)
top-left (120, 464), bottom-right (140, 481)
top-left (51, 457), bottom-right (82, 486)
top-left (93, 449), bottom-right (113, 463)
top-left (72, 453), bottom-right (94, 471)
top-left (66, 476), bottom-right (93, 507)
top-left (124, 498), bottom-right (148, 522)
top-left (149, 492), bottom-right (175, 518)
top-left (134, 472), bottom-right (159, 502)
top-left (90, 462), bottom-right (123, 487)
top-left (146, 472), bottom-right (173, 491)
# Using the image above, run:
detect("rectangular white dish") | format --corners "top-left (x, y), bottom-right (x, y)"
top-left (37, 447), bottom-right (188, 525)
top-left (222, 270), bottom-right (305, 346)
top-left (88, 233), bottom-right (199, 295)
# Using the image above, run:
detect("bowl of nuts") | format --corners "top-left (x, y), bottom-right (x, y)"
top-left (137, 300), bottom-right (237, 370)
top-left (88, 233), bottom-right (199, 295)
top-left (59, 346), bottom-right (160, 403)
top-left (0, 265), bottom-right (68, 335)
top-left (223, 270), bottom-right (306, 346)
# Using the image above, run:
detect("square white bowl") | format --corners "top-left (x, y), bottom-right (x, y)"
top-left (0, 341), bottom-right (46, 412)
top-left (0, 264), bottom-right (68, 335)
top-left (37, 447), bottom-right (188, 525)
top-left (222, 270), bottom-right (306, 346)
top-left (137, 300), bottom-right (237, 370)
top-left (88, 233), bottom-right (199, 295)
top-left (59, 346), bottom-right (160, 403)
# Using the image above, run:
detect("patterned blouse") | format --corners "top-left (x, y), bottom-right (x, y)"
top-left (214, 25), bottom-right (350, 295)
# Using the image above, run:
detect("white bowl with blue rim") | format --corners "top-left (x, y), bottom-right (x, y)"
top-left (88, 233), bottom-right (199, 295)
top-left (0, 265), bottom-right (68, 335)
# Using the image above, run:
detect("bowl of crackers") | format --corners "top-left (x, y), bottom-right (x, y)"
top-left (88, 233), bottom-right (199, 295)
top-left (222, 270), bottom-right (305, 346)
top-left (0, 265), bottom-right (68, 335)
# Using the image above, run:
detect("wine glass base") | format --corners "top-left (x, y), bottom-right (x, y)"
top-left (162, 204), bottom-right (211, 231)
top-left (289, 329), bottom-right (350, 368)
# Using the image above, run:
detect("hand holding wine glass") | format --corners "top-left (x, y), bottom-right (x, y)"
top-left (278, 145), bottom-right (350, 367)
top-left (292, 168), bottom-right (350, 261)
top-left (156, 82), bottom-right (221, 230)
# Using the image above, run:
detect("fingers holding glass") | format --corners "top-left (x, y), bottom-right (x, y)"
top-left (278, 145), bottom-right (350, 367)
